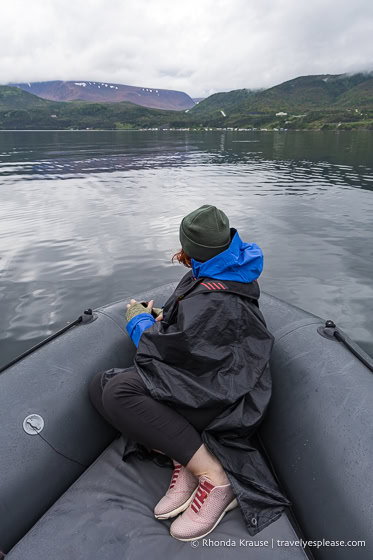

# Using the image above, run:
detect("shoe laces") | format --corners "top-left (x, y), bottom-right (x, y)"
top-left (191, 478), bottom-right (215, 513)
top-left (169, 462), bottom-right (182, 489)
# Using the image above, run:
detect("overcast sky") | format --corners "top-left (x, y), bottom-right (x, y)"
top-left (1, 0), bottom-right (373, 98)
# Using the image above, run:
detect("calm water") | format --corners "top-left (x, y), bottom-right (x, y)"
top-left (0, 130), bottom-right (372, 368)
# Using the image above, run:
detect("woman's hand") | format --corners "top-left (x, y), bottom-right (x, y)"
top-left (126, 299), bottom-right (154, 322)
top-left (155, 311), bottom-right (163, 322)
top-left (126, 299), bottom-right (154, 312)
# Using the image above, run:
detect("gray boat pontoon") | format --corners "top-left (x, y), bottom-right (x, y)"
top-left (1, 282), bottom-right (372, 560)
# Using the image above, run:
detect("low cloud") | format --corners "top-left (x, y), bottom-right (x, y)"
top-left (1, 0), bottom-right (372, 97)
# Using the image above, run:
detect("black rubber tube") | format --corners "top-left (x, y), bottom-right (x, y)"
top-left (0, 316), bottom-right (83, 374)
top-left (333, 330), bottom-right (373, 373)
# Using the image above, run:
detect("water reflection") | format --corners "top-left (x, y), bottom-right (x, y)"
top-left (0, 130), bottom-right (372, 368)
top-left (0, 130), bottom-right (372, 191)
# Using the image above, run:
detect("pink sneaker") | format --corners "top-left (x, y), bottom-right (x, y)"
top-left (169, 475), bottom-right (238, 541)
top-left (154, 461), bottom-right (199, 520)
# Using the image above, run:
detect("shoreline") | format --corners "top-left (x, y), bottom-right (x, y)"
top-left (1, 127), bottom-right (373, 132)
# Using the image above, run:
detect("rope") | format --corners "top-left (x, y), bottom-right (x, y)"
top-left (27, 422), bottom-right (89, 469)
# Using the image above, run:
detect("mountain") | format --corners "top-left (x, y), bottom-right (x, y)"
top-left (189, 89), bottom-right (262, 126)
top-left (0, 86), bottom-right (50, 109)
top-left (190, 89), bottom-right (254, 115)
top-left (335, 77), bottom-right (373, 107)
top-left (186, 73), bottom-right (373, 127)
top-left (1, 72), bottom-right (373, 131)
top-left (0, 85), bottom-right (192, 130)
top-left (244, 73), bottom-right (372, 111)
top-left (8, 80), bottom-right (195, 111)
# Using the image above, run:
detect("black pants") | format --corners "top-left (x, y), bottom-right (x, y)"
top-left (88, 366), bottom-right (224, 466)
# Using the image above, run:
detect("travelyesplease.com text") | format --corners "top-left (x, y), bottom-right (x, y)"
top-left (190, 538), bottom-right (365, 549)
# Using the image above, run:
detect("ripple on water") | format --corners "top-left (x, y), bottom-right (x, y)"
top-left (0, 130), bottom-right (372, 367)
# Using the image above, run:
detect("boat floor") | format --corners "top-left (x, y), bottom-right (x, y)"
top-left (7, 438), bottom-right (308, 559)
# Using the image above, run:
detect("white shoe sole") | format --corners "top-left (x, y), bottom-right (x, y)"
top-left (154, 486), bottom-right (199, 520)
top-left (170, 498), bottom-right (238, 541)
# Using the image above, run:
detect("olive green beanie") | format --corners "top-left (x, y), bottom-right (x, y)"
top-left (179, 204), bottom-right (232, 262)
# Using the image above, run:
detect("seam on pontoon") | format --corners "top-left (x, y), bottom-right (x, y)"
top-left (95, 309), bottom-right (129, 336)
top-left (273, 321), bottom-right (322, 345)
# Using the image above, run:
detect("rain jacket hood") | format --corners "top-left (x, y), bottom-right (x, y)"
top-left (191, 228), bottom-right (263, 283)
top-left (121, 228), bottom-right (291, 536)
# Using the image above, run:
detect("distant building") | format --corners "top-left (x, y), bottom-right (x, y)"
top-left (276, 112), bottom-right (288, 116)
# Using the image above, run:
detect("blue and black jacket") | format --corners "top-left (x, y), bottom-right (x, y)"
top-left (126, 227), bottom-right (264, 346)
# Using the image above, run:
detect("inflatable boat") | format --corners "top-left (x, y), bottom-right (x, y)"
top-left (0, 281), bottom-right (372, 560)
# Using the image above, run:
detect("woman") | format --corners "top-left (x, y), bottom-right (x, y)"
top-left (89, 204), bottom-right (290, 542)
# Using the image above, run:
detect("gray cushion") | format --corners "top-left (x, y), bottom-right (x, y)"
top-left (7, 438), bottom-right (307, 560)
